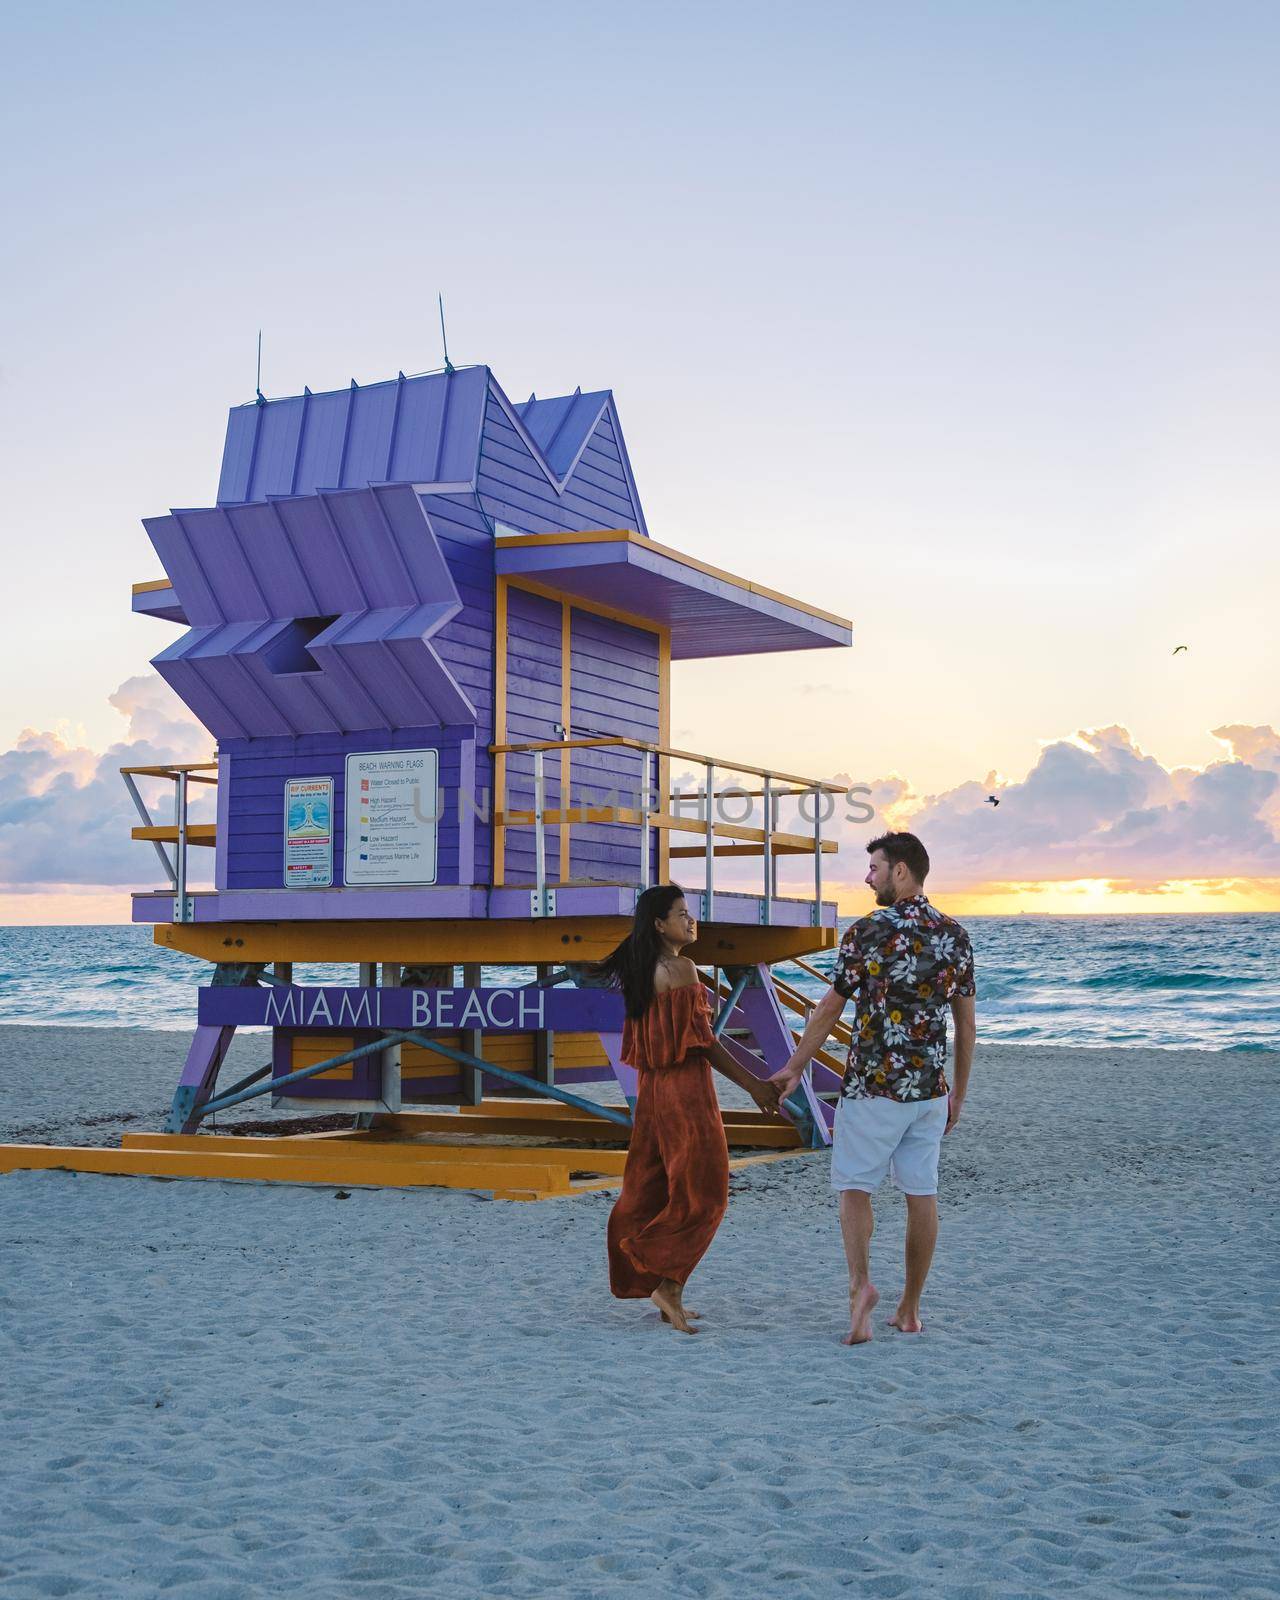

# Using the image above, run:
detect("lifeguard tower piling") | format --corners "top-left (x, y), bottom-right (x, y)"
top-left (2, 365), bottom-right (855, 1198)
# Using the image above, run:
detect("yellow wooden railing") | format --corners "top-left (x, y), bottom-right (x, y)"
top-left (120, 761), bottom-right (218, 923)
top-left (123, 738), bottom-right (848, 929)
top-left (490, 736), bottom-right (842, 921)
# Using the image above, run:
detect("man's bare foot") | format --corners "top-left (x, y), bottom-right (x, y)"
top-left (660, 1308), bottom-right (703, 1323)
top-left (888, 1305), bottom-right (924, 1333)
top-left (842, 1281), bottom-right (880, 1345)
top-left (651, 1281), bottom-right (698, 1334)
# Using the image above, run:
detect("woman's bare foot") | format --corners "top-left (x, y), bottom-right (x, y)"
top-left (842, 1281), bottom-right (880, 1345)
top-left (888, 1305), bottom-right (924, 1333)
top-left (651, 1280), bottom-right (698, 1334)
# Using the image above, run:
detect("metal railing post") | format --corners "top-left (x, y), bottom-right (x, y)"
top-left (704, 760), bottom-right (715, 921)
top-left (533, 748), bottom-right (547, 915)
top-left (175, 771), bottom-right (189, 922)
top-left (640, 749), bottom-right (652, 890)
top-left (121, 771), bottom-right (177, 887)
top-left (762, 773), bottom-right (773, 924)
top-left (812, 781), bottom-right (823, 928)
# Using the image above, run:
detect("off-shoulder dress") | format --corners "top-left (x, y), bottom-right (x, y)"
top-left (606, 983), bottom-right (731, 1297)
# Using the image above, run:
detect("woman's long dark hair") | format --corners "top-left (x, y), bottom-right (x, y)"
top-left (591, 884), bottom-right (687, 1020)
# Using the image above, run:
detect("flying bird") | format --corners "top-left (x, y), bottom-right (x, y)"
top-left (987, 795), bottom-right (1000, 807)
top-left (1172, 645), bottom-right (1188, 654)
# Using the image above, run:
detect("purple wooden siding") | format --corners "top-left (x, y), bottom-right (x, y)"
top-left (568, 610), bottom-right (660, 883)
top-left (215, 749), bottom-right (232, 891)
top-left (422, 492), bottom-right (496, 877)
top-left (222, 726), bottom-right (469, 890)
top-left (477, 384), bottom-right (643, 537)
top-left (574, 409), bottom-right (646, 532)
top-left (502, 587), bottom-right (563, 884)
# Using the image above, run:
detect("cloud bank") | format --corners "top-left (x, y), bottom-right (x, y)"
top-left (828, 724), bottom-right (1280, 892)
top-left (0, 677), bottom-right (1276, 906)
top-left (0, 676), bottom-right (213, 893)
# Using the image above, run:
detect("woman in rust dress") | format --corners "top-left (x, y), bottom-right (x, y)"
top-left (597, 885), bottom-right (782, 1334)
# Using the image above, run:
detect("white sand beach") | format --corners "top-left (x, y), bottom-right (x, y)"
top-left (1, 1027), bottom-right (1277, 1599)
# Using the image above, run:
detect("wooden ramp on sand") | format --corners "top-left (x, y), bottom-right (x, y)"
top-left (0, 1103), bottom-right (807, 1202)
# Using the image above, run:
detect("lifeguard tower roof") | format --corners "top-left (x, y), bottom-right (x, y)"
top-left (217, 367), bottom-right (642, 524)
top-left (138, 365), bottom-right (848, 661)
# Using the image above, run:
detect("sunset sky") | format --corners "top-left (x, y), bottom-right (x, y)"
top-left (1, 0), bottom-right (1277, 920)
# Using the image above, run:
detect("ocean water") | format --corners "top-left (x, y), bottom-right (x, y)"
top-left (0, 917), bottom-right (1276, 1052)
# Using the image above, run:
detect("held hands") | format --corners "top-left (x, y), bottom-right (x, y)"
top-left (748, 1077), bottom-right (785, 1117)
top-left (769, 1060), bottom-right (805, 1101)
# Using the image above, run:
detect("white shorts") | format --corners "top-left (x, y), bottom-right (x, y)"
top-left (830, 1094), bottom-right (948, 1196)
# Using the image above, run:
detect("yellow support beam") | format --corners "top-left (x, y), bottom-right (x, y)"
top-left (154, 915), bottom-right (631, 964)
top-left (0, 1135), bottom-right (810, 1198)
top-left (0, 1101), bottom-right (812, 1199)
top-left (131, 823), bottom-right (217, 846)
top-left (153, 917), bottom-right (837, 966)
top-left (387, 1114), bottom-right (635, 1145)
top-left (497, 807), bottom-right (836, 854)
top-left (0, 1141), bottom-right (572, 1196)
top-left (646, 813), bottom-right (836, 851)
top-left (496, 806), bottom-right (645, 827)
top-left (121, 1132), bottom-right (632, 1176)
top-left (119, 762), bottom-right (218, 782)
top-left (445, 1103), bottom-right (801, 1149)
top-left (669, 842), bottom-right (836, 859)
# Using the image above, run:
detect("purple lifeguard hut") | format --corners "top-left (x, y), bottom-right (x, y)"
top-left (117, 364), bottom-right (854, 1196)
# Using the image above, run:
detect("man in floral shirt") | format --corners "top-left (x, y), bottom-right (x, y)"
top-left (772, 832), bottom-right (976, 1345)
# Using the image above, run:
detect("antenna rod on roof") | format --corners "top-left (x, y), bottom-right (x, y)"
top-left (255, 329), bottom-right (265, 406)
top-left (438, 294), bottom-right (455, 374)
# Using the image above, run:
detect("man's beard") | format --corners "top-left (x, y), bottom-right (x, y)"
top-left (873, 886), bottom-right (895, 906)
